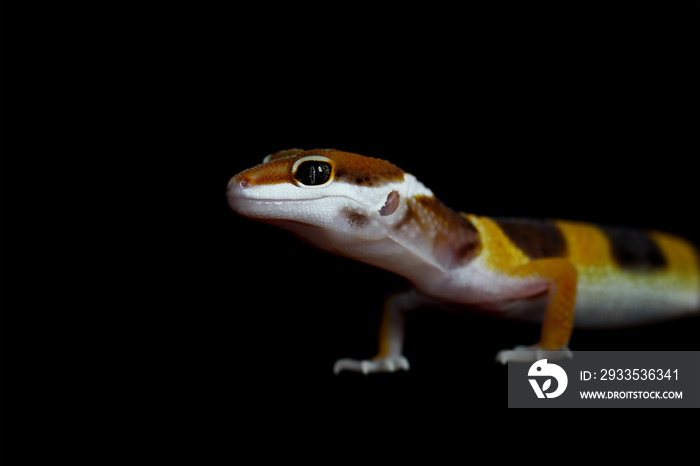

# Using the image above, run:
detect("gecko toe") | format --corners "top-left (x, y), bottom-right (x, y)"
top-left (496, 345), bottom-right (573, 364)
top-left (333, 356), bottom-right (410, 374)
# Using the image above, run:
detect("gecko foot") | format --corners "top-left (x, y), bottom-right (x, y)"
top-left (495, 344), bottom-right (572, 365)
top-left (333, 356), bottom-right (410, 375)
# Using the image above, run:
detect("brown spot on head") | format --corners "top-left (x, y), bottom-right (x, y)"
top-left (315, 149), bottom-right (404, 186)
top-left (343, 208), bottom-right (370, 228)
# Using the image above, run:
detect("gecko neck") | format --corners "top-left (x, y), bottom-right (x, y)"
top-left (263, 173), bottom-right (483, 283)
top-left (389, 192), bottom-right (482, 273)
top-left (327, 173), bottom-right (483, 280)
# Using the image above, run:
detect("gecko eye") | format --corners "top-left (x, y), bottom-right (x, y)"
top-left (294, 161), bottom-right (332, 186)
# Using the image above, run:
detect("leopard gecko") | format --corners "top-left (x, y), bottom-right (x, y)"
top-left (226, 148), bottom-right (700, 374)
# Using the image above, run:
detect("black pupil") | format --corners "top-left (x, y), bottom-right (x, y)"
top-left (295, 161), bottom-right (331, 186)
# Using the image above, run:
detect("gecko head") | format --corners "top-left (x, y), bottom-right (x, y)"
top-left (227, 148), bottom-right (431, 251)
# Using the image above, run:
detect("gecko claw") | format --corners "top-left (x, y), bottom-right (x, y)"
top-left (361, 361), bottom-right (371, 375)
top-left (333, 356), bottom-right (410, 374)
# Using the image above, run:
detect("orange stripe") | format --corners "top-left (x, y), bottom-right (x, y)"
top-left (466, 215), bottom-right (530, 272)
top-left (649, 231), bottom-right (700, 276)
top-left (554, 221), bottom-right (613, 268)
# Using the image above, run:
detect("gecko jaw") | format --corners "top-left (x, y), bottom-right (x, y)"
top-left (227, 195), bottom-right (322, 214)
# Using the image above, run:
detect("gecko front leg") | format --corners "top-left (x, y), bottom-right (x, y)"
top-left (334, 288), bottom-right (425, 374)
top-left (496, 258), bottom-right (577, 364)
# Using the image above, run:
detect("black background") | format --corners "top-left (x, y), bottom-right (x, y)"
top-left (2, 0), bottom-right (699, 461)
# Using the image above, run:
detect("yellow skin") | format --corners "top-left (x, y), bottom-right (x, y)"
top-left (468, 216), bottom-right (578, 351)
top-left (228, 149), bottom-right (700, 373)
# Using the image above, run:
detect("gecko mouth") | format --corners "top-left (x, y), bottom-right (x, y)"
top-left (226, 180), bottom-right (367, 220)
top-left (226, 195), bottom-right (324, 217)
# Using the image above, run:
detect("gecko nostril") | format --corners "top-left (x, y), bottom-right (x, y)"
top-left (240, 179), bottom-right (250, 188)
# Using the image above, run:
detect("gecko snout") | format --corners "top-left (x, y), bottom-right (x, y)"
top-left (234, 176), bottom-right (250, 189)
top-left (228, 172), bottom-right (252, 190)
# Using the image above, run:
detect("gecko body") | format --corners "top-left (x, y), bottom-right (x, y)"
top-left (227, 149), bottom-right (700, 373)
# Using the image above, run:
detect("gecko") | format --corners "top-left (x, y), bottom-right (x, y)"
top-left (226, 148), bottom-right (700, 374)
